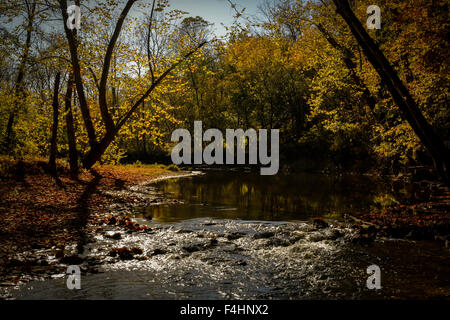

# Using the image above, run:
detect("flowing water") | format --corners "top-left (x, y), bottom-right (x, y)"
top-left (8, 172), bottom-right (450, 299)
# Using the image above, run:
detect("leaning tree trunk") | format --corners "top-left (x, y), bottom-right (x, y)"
top-left (333, 0), bottom-right (450, 185)
top-left (65, 74), bottom-right (78, 177)
top-left (48, 72), bottom-right (61, 174)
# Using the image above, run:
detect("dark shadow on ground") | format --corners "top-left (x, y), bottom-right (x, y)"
top-left (73, 169), bottom-right (101, 253)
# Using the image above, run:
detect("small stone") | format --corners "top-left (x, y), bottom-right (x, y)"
top-left (328, 229), bottom-right (343, 240)
top-left (7, 259), bottom-right (24, 268)
top-left (60, 255), bottom-right (83, 265)
top-left (107, 217), bottom-right (117, 225)
top-left (313, 218), bottom-right (328, 229)
top-left (109, 249), bottom-right (117, 257)
top-left (116, 247), bottom-right (134, 260)
top-left (176, 229), bottom-right (193, 234)
top-left (150, 249), bottom-right (166, 256)
top-left (39, 260), bottom-right (49, 266)
top-left (105, 232), bottom-right (121, 240)
top-left (226, 232), bottom-right (244, 240)
top-left (253, 232), bottom-right (275, 239)
top-left (183, 245), bottom-right (201, 253)
top-left (55, 249), bottom-right (64, 259)
top-left (31, 242), bottom-right (44, 249)
top-left (131, 247), bottom-right (143, 255)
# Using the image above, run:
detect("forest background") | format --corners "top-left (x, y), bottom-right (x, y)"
top-left (0, 0), bottom-right (448, 179)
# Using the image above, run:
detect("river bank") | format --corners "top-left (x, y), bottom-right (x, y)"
top-left (346, 180), bottom-right (450, 245)
top-left (0, 158), bottom-right (193, 291)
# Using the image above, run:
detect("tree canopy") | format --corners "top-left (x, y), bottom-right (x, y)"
top-left (0, 0), bottom-right (448, 181)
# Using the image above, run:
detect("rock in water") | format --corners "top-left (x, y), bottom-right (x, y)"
top-left (105, 232), bottom-right (121, 240)
top-left (60, 255), bottom-right (83, 265)
top-left (253, 232), bottom-right (275, 239)
top-left (313, 218), bottom-right (328, 229)
top-left (109, 247), bottom-right (137, 260)
top-left (149, 248), bottom-right (166, 256)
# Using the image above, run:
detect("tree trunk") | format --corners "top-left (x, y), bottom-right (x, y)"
top-left (82, 131), bottom-right (116, 169)
top-left (59, 0), bottom-right (98, 146)
top-left (4, 0), bottom-right (37, 151)
top-left (49, 72), bottom-right (61, 174)
top-left (98, 0), bottom-right (137, 134)
top-left (59, 0), bottom-right (207, 169)
top-left (333, 0), bottom-right (450, 184)
top-left (65, 74), bottom-right (78, 177)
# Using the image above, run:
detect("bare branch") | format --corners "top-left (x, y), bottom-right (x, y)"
top-left (99, 0), bottom-right (137, 132)
top-left (116, 40), bottom-right (208, 131)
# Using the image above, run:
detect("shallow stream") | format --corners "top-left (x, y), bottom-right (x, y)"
top-left (9, 172), bottom-right (450, 299)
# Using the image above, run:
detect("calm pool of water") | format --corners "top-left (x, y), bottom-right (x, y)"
top-left (135, 171), bottom-right (426, 223)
